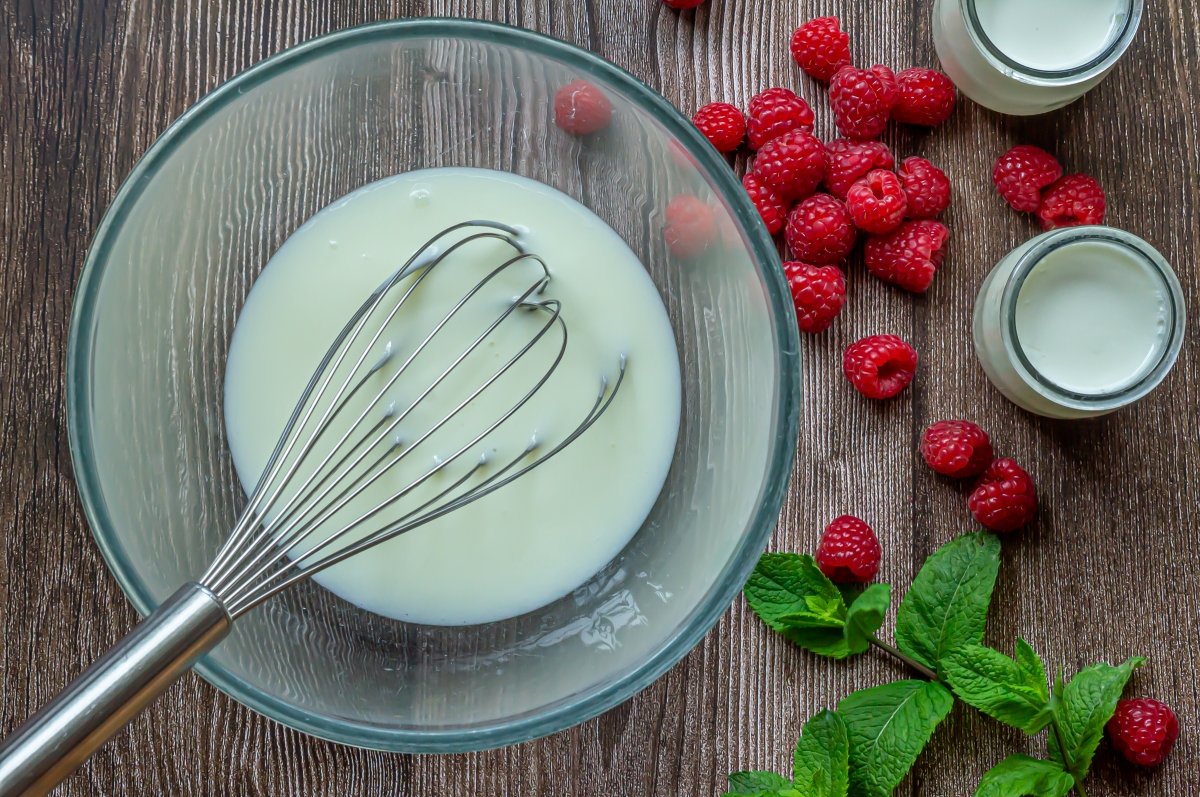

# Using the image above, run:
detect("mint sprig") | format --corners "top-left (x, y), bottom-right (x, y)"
top-left (974, 755), bottom-right (1075, 797)
top-left (943, 640), bottom-right (1052, 733)
top-left (744, 553), bottom-right (890, 659)
top-left (725, 710), bottom-right (850, 797)
top-left (741, 532), bottom-right (1148, 796)
top-left (1048, 657), bottom-right (1145, 783)
top-left (894, 532), bottom-right (1001, 676)
top-left (838, 680), bottom-right (954, 797)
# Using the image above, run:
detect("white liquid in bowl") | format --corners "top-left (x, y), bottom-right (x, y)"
top-left (223, 168), bottom-right (681, 625)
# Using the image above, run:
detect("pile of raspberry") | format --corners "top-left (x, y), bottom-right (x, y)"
top-left (689, 16), bottom-right (955, 324)
top-left (686, 17), bottom-right (958, 402)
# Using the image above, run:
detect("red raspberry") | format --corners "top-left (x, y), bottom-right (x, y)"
top-left (691, 102), bottom-right (746, 153)
top-left (816, 515), bottom-right (882, 583)
top-left (785, 194), bottom-right (857, 265)
top-left (1037, 174), bottom-right (1106, 230)
top-left (871, 64), bottom-right (899, 103)
top-left (824, 139), bottom-right (895, 199)
top-left (843, 335), bottom-right (918, 400)
top-left (993, 145), bottom-right (1063, 213)
top-left (747, 87), bottom-right (815, 150)
top-left (864, 220), bottom-right (949, 293)
top-left (846, 169), bottom-right (908, 234)
top-left (789, 17), bottom-right (852, 81)
top-left (553, 80), bottom-right (613, 136)
top-left (662, 0), bottom-right (705, 7)
top-left (751, 129), bottom-right (826, 202)
top-left (921, 420), bottom-right (994, 479)
top-left (968, 458), bottom-right (1037, 532)
top-left (897, 157), bottom-right (951, 219)
top-left (783, 261), bottom-right (846, 334)
top-left (1107, 698), bottom-right (1180, 767)
top-left (892, 68), bottom-right (957, 126)
top-left (662, 195), bottom-right (716, 259)
top-left (830, 66), bottom-right (896, 140)
top-left (743, 173), bottom-right (788, 236)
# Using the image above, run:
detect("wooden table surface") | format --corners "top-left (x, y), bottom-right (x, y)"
top-left (3, 1), bottom-right (1198, 795)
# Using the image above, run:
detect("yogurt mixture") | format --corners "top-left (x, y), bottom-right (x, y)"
top-left (975, 0), bottom-right (1129, 72)
top-left (1014, 239), bottom-right (1168, 395)
top-left (223, 168), bottom-right (681, 625)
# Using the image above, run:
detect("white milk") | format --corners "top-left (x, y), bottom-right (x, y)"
top-left (224, 168), bottom-right (681, 625)
top-left (1014, 240), bottom-right (1168, 394)
top-left (975, 0), bottom-right (1127, 72)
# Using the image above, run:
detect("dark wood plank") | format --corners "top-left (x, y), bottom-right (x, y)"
top-left (1, 0), bottom-right (1197, 795)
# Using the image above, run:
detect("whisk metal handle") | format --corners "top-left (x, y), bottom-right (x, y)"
top-left (0, 583), bottom-right (231, 796)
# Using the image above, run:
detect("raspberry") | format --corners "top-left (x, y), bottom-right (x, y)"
top-left (921, 420), bottom-right (994, 479)
top-left (662, 0), bottom-right (705, 7)
top-left (1037, 174), bottom-right (1106, 230)
top-left (892, 68), bottom-right (957, 126)
top-left (871, 64), bottom-right (899, 104)
top-left (785, 194), bottom-right (857, 265)
top-left (1107, 698), bottom-right (1180, 767)
top-left (783, 261), bottom-right (846, 334)
top-left (691, 102), bottom-right (746, 153)
top-left (553, 80), bottom-right (613, 136)
top-left (747, 87), bottom-right (815, 150)
top-left (968, 458), bottom-right (1037, 532)
top-left (830, 66), bottom-right (896, 140)
top-left (993, 145), bottom-right (1063, 213)
top-left (846, 169), bottom-right (908, 234)
top-left (843, 335), bottom-right (918, 399)
top-left (864, 220), bottom-right (949, 293)
top-left (824, 139), bottom-right (895, 199)
top-left (662, 195), bottom-right (716, 259)
top-left (751, 129), bottom-right (826, 201)
top-left (789, 17), bottom-right (852, 81)
top-left (743, 173), bottom-right (788, 236)
top-left (815, 515), bottom-right (882, 583)
top-left (897, 157), bottom-right (951, 219)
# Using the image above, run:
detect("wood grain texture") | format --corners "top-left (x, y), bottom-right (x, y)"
top-left (2, 0), bottom-right (1198, 795)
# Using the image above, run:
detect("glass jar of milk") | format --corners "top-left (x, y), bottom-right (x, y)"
top-left (933, 0), bottom-right (1144, 115)
top-left (974, 226), bottom-right (1185, 419)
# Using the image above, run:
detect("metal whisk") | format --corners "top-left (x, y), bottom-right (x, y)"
top-left (0, 221), bottom-right (624, 796)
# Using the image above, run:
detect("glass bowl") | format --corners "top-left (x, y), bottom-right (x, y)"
top-left (67, 18), bottom-right (800, 752)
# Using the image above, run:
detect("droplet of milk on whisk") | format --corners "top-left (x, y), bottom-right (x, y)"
top-left (328, 239), bottom-right (338, 249)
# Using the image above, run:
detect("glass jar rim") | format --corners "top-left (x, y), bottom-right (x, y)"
top-left (999, 226), bottom-right (1185, 412)
top-left (960, 0), bottom-right (1144, 83)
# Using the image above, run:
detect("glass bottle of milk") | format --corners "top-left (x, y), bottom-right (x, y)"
top-left (973, 226), bottom-right (1185, 419)
top-left (933, 0), bottom-right (1144, 115)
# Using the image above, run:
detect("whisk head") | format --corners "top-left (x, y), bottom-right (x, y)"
top-left (203, 221), bottom-right (625, 616)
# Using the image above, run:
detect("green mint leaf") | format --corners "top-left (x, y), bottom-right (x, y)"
top-left (746, 554), bottom-right (856, 659)
top-left (1048, 657), bottom-right (1145, 779)
top-left (943, 640), bottom-right (1052, 733)
top-left (746, 553), bottom-right (847, 630)
top-left (792, 709), bottom-right (849, 797)
top-left (895, 532), bottom-right (1001, 675)
top-left (973, 755), bottom-right (1075, 797)
top-left (725, 770), bottom-right (792, 795)
top-left (837, 680), bottom-right (954, 797)
top-left (844, 584), bottom-right (890, 655)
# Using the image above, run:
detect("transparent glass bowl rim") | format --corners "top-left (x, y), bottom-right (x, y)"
top-left (65, 18), bottom-right (802, 752)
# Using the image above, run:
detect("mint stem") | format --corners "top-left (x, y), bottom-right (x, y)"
top-left (869, 635), bottom-right (939, 681)
top-left (1048, 716), bottom-right (1088, 797)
